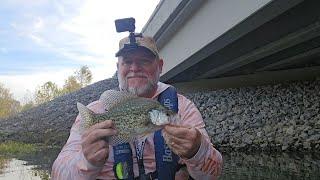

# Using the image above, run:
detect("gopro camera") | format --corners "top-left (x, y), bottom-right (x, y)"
top-left (115, 17), bottom-right (136, 33)
top-left (115, 17), bottom-right (142, 50)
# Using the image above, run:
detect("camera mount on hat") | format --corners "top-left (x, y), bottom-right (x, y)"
top-left (115, 17), bottom-right (142, 49)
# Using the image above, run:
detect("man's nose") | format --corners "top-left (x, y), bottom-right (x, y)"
top-left (129, 61), bottom-right (143, 71)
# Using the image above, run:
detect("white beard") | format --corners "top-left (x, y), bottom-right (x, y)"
top-left (118, 71), bottom-right (160, 97)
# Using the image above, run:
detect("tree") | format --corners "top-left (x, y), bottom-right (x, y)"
top-left (62, 75), bottom-right (82, 94)
top-left (76, 66), bottom-right (92, 87)
top-left (20, 90), bottom-right (35, 111)
top-left (20, 102), bottom-right (34, 112)
top-left (34, 81), bottom-right (61, 105)
top-left (33, 65), bottom-right (93, 105)
top-left (0, 83), bottom-right (21, 119)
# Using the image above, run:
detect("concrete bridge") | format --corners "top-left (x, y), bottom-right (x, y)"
top-left (142, 0), bottom-right (320, 91)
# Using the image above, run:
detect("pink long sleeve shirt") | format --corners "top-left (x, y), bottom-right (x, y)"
top-left (51, 82), bottom-right (222, 180)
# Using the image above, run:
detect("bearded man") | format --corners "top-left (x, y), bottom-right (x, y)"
top-left (51, 35), bottom-right (222, 180)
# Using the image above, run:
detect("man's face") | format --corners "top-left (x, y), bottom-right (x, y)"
top-left (117, 49), bottom-right (163, 97)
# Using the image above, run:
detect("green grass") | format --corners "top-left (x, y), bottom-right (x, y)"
top-left (0, 141), bottom-right (37, 156)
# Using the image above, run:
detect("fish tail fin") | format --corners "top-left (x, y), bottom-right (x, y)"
top-left (77, 102), bottom-right (95, 130)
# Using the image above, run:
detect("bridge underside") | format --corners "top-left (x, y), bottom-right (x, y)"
top-left (160, 0), bottom-right (320, 85)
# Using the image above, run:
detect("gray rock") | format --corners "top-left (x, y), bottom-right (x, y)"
top-left (286, 126), bottom-right (295, 135)
top-left (307, 134), bottom-right (320, 142)
top-left (2, 77), bottom-right (320, 153)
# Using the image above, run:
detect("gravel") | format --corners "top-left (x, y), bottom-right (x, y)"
top-left (1, 77), bottom-right (319, 152)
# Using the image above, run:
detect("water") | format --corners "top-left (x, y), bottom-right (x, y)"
top-left (0, 147), bottom-right (59, 180)
top-left (0, 150), bottom-right (319, 179)
top-left (220, 152), bottom-right (320, 180)
top-left (0, 158), bottom-right (48, 180)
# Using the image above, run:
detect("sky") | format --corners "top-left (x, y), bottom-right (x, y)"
top-left (0, 0), bottom-right (160, 103)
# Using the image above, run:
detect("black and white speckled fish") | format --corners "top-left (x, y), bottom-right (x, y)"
top-left (76, 90), bottom-right (178, 145)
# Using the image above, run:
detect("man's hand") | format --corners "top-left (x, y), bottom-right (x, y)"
top-left (81, 120), bottom-right (117, 167)
top-left (163, 125), bottom-right (201, 159)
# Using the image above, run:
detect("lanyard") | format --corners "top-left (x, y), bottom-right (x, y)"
top-left (134, 136), bottom-right (148, 176)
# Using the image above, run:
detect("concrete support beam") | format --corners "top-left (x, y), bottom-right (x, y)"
top-left (198, 21), bottom-right (320, 78)
top-left (173, 66), bottom-right (320, 93)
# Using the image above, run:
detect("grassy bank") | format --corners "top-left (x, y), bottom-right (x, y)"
top-left (0, 141), bottom-right (38, 156)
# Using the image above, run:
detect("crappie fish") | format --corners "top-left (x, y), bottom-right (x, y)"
top-left (76, 90), bottom-right (178, 145)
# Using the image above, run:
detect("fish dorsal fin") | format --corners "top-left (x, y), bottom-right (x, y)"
top-left (99, 90), bottom-right (137, 110)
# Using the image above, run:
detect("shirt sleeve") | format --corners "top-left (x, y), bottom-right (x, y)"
top-left (177, 94), bottom-right (223, 180)
top-left (51, 101), bottom-right (105, 180)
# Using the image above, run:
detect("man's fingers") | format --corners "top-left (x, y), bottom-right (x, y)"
top-left (163, 126), bottom-right (201, 159)
top-left (82, 120), bottom-right (115, 137)
top-left (93, 146), bottom-right (109, 160)
top-left (164, 125), bottom-right (192, 138)
top-left (89, 120), bottom-right (115, 131)
top-left (82, 137), bottom-right (110, 167)
top-left (86, 147), bottom-right (109, 166)
top-left (89, 128), bottom-right (117, 139)
top-left (80, 120), bottom-right (117, 167)
top-left (84, 140), bottom-right (108, 155)
top-left (163, 126), bottom-right (196, 145)
top-left (89, 128), bottom-right (117, 141)
top-left (165, 133), bottom-right (189, 146)
top-left (163, 131), bottom-right (188, 156)
top-left (82, 128), bottom-right (117, 146)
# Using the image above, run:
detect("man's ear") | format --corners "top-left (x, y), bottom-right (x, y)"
top-left (117, 56), bottom-right (122, 69)
top-left (158, 59), bottom-right (164, 74)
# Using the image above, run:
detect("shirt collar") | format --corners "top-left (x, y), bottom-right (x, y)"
top-left (151, 82), bottom-right (170, 99)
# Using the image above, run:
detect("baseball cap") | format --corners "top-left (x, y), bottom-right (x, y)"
top-left (115, 34), bottom-right (159, 58)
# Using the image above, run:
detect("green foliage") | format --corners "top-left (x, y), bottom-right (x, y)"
top-left (76, 65), bottom-right (92, 87)
top-left (0, 141), bottom-right (37, 156)
top-left (34, 65), bottom-right (93, 104)
top-left (20, 101), bottom-right (35, 112)
top-left (33, 169), bottom-right (50, 180)
top-left (35, 81), bottom-right (62, 105)
top-left (0, 83), bottom-right (21, 118)
top-left (62, 75), bottom-right (82, 94)
top-left (0, 65), bottom-right (93, 114)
